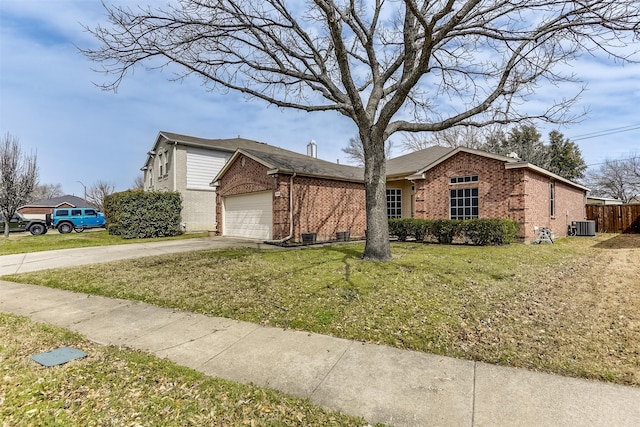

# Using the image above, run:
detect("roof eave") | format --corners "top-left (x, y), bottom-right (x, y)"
top-left (505, 162), bottom-right (590, 192)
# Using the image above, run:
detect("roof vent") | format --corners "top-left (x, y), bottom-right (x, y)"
top-left (307, 140), bottom-right (317, 158)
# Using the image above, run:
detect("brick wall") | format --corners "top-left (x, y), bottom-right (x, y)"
top-left (414, 151), bottom-right (518, 220)
top-left (412, 151), bottom-right (586, 242)
top-left (216, 154), bottom-right (366, 242)
top-left (290, 176), bottom-right (366, 242)
top-left (521, 169), bottom-right (586, 241)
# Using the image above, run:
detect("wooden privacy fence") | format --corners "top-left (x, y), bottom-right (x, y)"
top-left (586, 204), bottom-right (640, 234)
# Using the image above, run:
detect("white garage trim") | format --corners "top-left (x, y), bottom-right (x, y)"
top-left (223, 191), bottom-right (273, 240)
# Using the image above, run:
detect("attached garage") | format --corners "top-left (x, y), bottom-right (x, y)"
top-left (223, 191), bottom-right (273, 240)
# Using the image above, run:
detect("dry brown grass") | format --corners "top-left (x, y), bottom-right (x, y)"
top-left (4, 234), bottom-right (639, 387)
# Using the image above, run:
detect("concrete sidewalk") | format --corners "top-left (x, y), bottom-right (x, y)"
top-left (1, 241), bottom-right (639, 426)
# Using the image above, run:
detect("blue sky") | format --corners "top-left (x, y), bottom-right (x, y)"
top-left (1, 1), bottom-right (639, 198)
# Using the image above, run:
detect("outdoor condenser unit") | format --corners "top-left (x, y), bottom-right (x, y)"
top-left (572, 220), bottom-right (596, 236)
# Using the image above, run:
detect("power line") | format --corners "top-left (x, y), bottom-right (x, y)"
top-left (571, 124), bottom-right (640, 141)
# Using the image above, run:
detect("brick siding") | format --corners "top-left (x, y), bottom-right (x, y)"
top-left (216, 154), bottom-right (366, 241)
top-left (413, 151), bottom-right (586, 242)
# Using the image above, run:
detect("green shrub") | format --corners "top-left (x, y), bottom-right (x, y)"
top-left (409, 218), bottom-right (431, 242)
top-left (105, 191), bottom-right (183, 239)
top-left (430, 219), bottom-right (461, 244)
top-left (459, 219), bottom-right (518, 245)
top-left (388, 218), bottom-right (410, 241)
top-left (388, 218), bottom-right (518, 246)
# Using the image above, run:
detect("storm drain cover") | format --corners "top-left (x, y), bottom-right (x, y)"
top-left (31, 347), bottom-right (87, 367)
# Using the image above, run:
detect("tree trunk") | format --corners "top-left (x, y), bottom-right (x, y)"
top-left (361, 132), bottom-right (391, 261)
top-left (4, 222), bottom-right (10, 238)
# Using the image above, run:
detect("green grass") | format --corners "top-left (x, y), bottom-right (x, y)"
top-left (5, 234), bottom-right (639, 387)
top-left (0, 313), bottom-right (371, 426)
top-left (0, 230), bottom-right (208, 255)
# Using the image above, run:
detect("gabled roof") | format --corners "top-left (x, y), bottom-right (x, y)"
top-left (386, 146), bottom-right (454, 178)
top-left (214, 147), bottom-right (364, 183)
top-left (406, 146), bottom-right (589, 191)
top-left (20, 195), bottom-right (93, 209)
top-left (142, 131), bottom-right (286, 170)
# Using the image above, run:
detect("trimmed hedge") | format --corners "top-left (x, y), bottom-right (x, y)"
top-left (388, 218), bottom-right (518, 246)
top-left (105, 190), bottom-right (183, 239)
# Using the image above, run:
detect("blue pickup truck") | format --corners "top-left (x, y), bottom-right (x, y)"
top-left (52, 208), bottom-right (107, 233)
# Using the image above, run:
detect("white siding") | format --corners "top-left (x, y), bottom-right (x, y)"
top-left (186, 147), bottom-right (230, 190)
top-left (223, 192), bottom-right (273, 240)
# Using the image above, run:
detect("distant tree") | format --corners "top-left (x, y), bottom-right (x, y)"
top-left (585, 156), bottom-right (640, 203)
top-left (131, 174), bottom-right (144, 190)
top-left (87, 180), bottom-right (116, 212)
top-left (29, 183), bottom-right (64, 202)
top-left (547, 130), bottom-right (587, 180)
top-left (491, 125), bottom-right (549, 168)
top-left (0, 133), bottom-right (38, 237)
top-left (401, 126), bottom-right (496, 152)
top-left (342, 136), bottom-right (392, 166)
top-left (83, 0), bottom-right (640, 261)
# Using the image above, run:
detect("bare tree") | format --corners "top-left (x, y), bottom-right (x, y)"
top-left (342, 135), bottom-right (393, 166)
top-left (83, 1), bottom-right (640, 260)
top-left (86, 180), bottom-right (116, 212)
top-left (29, 183), bottom-right (64, 202)
top-left (131, 174), bottom-right (145, 190)
top-left (585, 156), bottom-right (640, 203)
top-left (401, 126), bottom-right (499, 152)
top-left (0, 133), bottom-right (38, 237)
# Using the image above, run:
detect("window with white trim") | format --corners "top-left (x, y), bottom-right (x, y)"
top-left (450, 188), bottom-right (479, 220)
top-left (386, 188), bottom-right (402, 219)
top-left (450, 175), bottom-right (479, 184)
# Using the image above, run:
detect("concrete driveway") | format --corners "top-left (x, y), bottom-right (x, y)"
top-left (0, 236), bottom-right (275, 275)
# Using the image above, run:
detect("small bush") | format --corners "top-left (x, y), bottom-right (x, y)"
top-left (430, 219), bottom-right (461, 244)
top-left (388, 218), bottom-right (410, 241)
top-left (460, 219), bottom-right (518, 245)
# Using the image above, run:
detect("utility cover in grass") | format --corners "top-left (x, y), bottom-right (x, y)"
top-left (31, 347), bottom-right (87, 367)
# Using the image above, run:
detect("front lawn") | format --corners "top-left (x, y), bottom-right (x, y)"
top-left (0, 314), bottom-right (369, 426)
top-left (3, 234), bottom-right (639, 387)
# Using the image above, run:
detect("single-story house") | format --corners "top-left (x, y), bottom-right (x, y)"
top-left (18, 195), bottom-right (94, 220)
top-left (212, 143), bottom-right (589, 243)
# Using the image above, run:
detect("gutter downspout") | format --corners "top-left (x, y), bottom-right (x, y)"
top-left (172, 142), bottom-right (178, 192)
top-left (268, 172), bottom-right (296, 244)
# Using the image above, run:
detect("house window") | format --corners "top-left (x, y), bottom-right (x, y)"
top-left (158, 153), bottom-right (164, 177)
top-left (387, 188), bottom-right (402, 218)
top-left (450, 175), bottom-right (479, 184)
top-left (450, 188), bottom-right (479, 220)
top-left (550, 181), bottom-right (555, 217)
top-left (164, 150), bottom-right (169, 175)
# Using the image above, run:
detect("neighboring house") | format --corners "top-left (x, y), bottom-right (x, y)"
top-left (142, 131), bottom-right (309, 232)
top-left (213, 144), bottom-right (588, 243)
top-left (18, 195), bottom-right (94, 220)
top-left (586, 196), bottom-right (624, 205)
